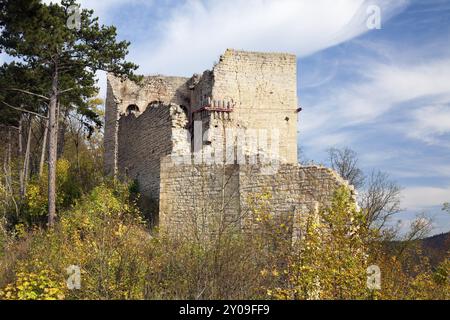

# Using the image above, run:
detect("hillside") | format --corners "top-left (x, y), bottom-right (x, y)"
top-left (420, 232), bottom-right (450, 266)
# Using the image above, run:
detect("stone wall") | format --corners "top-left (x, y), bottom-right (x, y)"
top-left (238, 165), bottom-right (355, 237)
top-left (105, 49), bottom-right (299, 178)
top-left (118, 103), bottom-right (189, 200)
top-left (159, 160), bottom-right (356, 237)
top-left (159, 160), bottom-right (241, 237)
top-left (210, 49), bottom-right (298, 164)
top-left (188, 49), bottom-right (299, 166)
top-left (104, 74), bottom-right (190, 176)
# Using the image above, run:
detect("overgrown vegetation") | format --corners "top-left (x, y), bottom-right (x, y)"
top-left (0, 160), bottom-right (448, 299)
top-left (0, 0), bottom-right (448, 301)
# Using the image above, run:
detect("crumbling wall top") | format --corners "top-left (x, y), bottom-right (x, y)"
top-left (107, 73), bottom-right (191, 116)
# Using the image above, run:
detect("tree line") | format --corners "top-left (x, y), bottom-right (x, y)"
top-left (0, 0), bottom-right (138, 226)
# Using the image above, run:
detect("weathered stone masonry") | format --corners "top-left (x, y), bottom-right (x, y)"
top-left (104, 49), bottom-right (356, 236)
top-left (159, 162), bottom-right (355, 236)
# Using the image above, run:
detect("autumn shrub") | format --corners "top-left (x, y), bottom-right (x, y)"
top-left (0, 178), bottom-right (14, 263)
top-left (371, 243), bottom-right (450, 300)
top-left (253, 187), bottom-right (370, 300)
top-left (0, 182), bottom-right (448, 300)
top-left (0, 216), bottom-right (7, 259)
top-left (21, 156), bottom-right (104, 227)
top-left (0, 182), bottom-right (152, 300)
top-left (143, 187), bottom-right (448, 300)
top-left (0, 170), bottom-right (20, 230)
top-left (0, 263), bottom-right (65, 300)
top-left (1, 181), bottom-right (269, 300)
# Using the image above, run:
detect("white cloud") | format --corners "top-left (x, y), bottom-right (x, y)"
top-left (301, 131), bottom-right (353, 149)
top-left (359, 150), bottom-right (399, 166)
top-left (300, 47), bottom-right (450, 186)
top-left (300, 57), bottom-right (450, 151)
top-left (39, 0), bottom-right (411, 100)
top-left (402, 186), bottom-right (450, 210)
top-left (413, 105), bottom-right (450, 135)
top-left (389, 163), bottom-right (450, 179)
top-left (407, 103), bottom-right (450, 147)
top-left (128, 0), bottom-right (408, 75)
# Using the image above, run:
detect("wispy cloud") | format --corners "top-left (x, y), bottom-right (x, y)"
top-left (38, 1), bottom-right (411, 100)
top-left (127, 0), bottom-right (408, 75)
top-left (389, 162), bottom-right (450, 179)
top-left (302, 57), bottom-right (450, 132)
top-left (302, 131), bottom-right (354, 150)
top-left (407, 103), bottom-right (450, 147)
top-left (402, 185), bottom-right (450, 210)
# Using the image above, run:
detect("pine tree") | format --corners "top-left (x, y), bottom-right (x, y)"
top-left (0, 0), bottom-right (139, 226)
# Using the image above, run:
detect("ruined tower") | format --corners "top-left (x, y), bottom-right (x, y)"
top-left (104, 49), bottom-right (355, 236)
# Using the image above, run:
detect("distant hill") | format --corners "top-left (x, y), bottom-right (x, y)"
top-left (421, 232), bottom-right (450, 251)
top-left (419, 232), bottom-right (450, 267)
top-left (386, 232), bottom-right (449, 268)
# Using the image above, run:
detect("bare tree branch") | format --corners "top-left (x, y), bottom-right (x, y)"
top-left (327, 147), bottom-right (402, 236)
top-left (6, 88), bottom-right (49, 101)
top-left (361, 170), bottom-right (402, 231)
top-left (59, 87), bottom-right (76, 94)
top-left (1, 101), bottom-right (48, 119)
top-left (327, 147), bottom-right (365, 189)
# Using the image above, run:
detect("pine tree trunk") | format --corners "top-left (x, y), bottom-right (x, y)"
top-left (75, 133), bottom-right (81, 176)
top-left (7, 128), bottom-right (12, 186)
top-left (3, 127), bottom-right (19, 218)
top-left (18, 114), bottom-right (24, 197)
top-left (57, 106), bottom-right (69, 159)
top-left (23, 116), bottom-right (33, 195)
top-left (48, 66), bottom-right (59, 227)
top-left (39, 118), bottom-right (49, 177)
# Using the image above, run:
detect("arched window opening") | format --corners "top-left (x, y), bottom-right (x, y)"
top-left (147, 101), bottom-right (161, 109)
top-left (126, 104), bottom-right (140, 116)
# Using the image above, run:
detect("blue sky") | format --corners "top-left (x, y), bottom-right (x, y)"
top-left (298, 0), bottom-right (450, 235)
top-left (5, 0), bottom-right (450, 235)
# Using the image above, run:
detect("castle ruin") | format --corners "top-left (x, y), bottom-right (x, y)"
top-left (104, 49), bottom-right (356, 237)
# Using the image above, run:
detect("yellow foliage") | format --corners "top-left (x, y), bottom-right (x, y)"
top-left (24, 159), bottom-right (73, 219)
top-left (0, 265), bottom-right (65, 300)
top-left (1, 180), bottom-right (448, 300)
